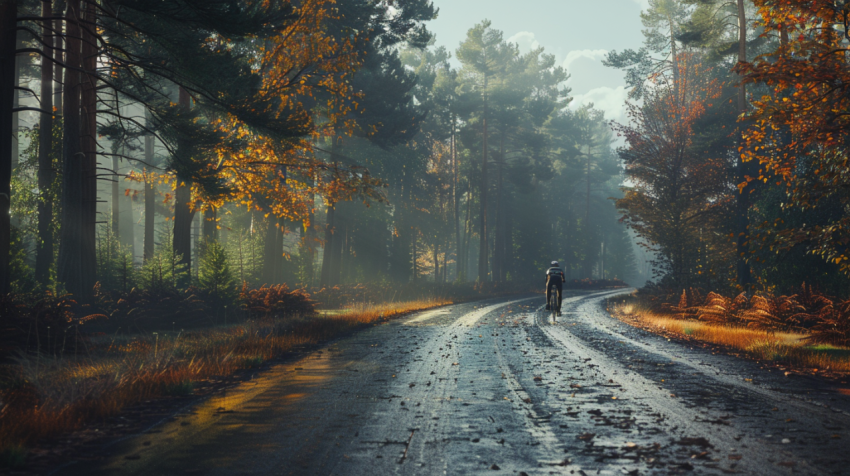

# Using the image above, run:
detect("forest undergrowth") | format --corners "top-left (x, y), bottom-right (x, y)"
top-left (609, 288), bottom-right (850, 375)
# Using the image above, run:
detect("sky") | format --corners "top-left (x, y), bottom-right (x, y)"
top-left (426, 0), bottom-right (649, 125)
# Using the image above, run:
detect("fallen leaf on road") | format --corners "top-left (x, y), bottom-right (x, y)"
top-left (778, 461), bottom-right (796, 467)
top-left (577, 433), bottom-right (596, 441)
top-left (533, 376), bottom-right (543, 381)
top-left (728, 455), bottom-right (742, 460)
top-left (490, 463), bottom-right (500, 470)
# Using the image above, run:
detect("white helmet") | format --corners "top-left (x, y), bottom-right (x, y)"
top-left (551, 261), bottom-right (559, 267)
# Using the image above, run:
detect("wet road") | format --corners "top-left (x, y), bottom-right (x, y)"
top-left (56, 290), bottom-right (850, 475)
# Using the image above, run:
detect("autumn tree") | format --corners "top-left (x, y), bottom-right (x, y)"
top-left (616, 58), bottom-right (731, 287)
top-left (737, 0), bottom-right (850, 278)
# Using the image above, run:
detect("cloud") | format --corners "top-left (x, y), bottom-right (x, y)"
top-left (507, 31), bottom-right (540, 54)
top-left (569, 86), bottom-right (630, 125)
top-left (631, 0), bottom-right (650, 10)
top-left (561, 49), bottom-right (608, 70)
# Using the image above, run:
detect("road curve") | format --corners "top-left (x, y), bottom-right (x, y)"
top-left (54, 291), bottom-right (850, 475)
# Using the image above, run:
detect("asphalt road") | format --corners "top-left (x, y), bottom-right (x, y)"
top-left (55, 290), bottom-right (850, 475)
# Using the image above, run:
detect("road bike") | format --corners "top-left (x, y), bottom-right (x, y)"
top-left (548, 284), bottom-right (559, 322)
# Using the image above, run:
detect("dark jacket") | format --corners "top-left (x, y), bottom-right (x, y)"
top-left (545, 267), bottom-right (565, 286)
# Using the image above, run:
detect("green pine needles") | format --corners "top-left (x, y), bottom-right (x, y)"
top-left (199, 240), bottom-right (237, 307)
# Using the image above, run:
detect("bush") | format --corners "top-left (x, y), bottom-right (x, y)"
top-left (0, 292), bottom-right (104, 357)
top-left (94, 286), bottom-right (211, 331)
top-left (240, 283), bottom-right (314, 319)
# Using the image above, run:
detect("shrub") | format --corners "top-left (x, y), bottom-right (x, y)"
top-left (240, 283), bottom-right (314, 319)
top-left (742, 294), bottom-right (802, 331)
top-left (807, 299), bottom-right (850, 347)
top-left (695, 292), bottom-right (749, 325)
top-left (94, 286), bottom-right (211, 331)
top-left (0, 293), bottom-right (104, 357)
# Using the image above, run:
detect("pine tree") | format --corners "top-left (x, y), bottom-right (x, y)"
top-left (198, 240), bottom-right (237, 307)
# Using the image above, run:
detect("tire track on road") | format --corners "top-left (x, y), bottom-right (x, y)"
top-left (536, 292), bottom-right (829, 475)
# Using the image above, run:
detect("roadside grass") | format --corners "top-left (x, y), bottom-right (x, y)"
top-left (0, 298), bottom-right (450, 464)
top-left (611, 302), bottom-right (850, 373)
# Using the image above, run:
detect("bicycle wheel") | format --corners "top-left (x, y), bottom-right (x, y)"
top-left (549, 286), bottom-right (558, 321)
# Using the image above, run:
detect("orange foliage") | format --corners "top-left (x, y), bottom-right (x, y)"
top-left (129, 0), bottom-right (386, 227)
top-left (738, 1), bottom-right (850, 274)
top-left (616, 54), bottom-right (731, 286)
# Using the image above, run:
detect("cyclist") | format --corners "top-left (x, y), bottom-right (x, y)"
top-left (545, 261), bottom-right (566, 315)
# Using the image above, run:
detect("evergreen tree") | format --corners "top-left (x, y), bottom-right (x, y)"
top-left (199, 240), bottom-right (237, 307)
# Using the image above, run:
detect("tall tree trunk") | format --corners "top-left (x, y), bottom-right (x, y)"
top-left (478, 78), bottom-right (489, 282)
top-left (735, 0), bottom-right (752, 288)
top-left (319, 202), bottom-right (335, 287)
top-left (463, 189), bottom-right (473, 280)
top-left (452, 115), bottom-right (460, 282)
top-left (57, 0), bottom-right (84, 296)
top-left (443, 236), bottom-right (449, 283)
top-left (111, 147), bottom-right (120, 239)
top-left (321, 142), bottom-right (343, 286)
top-left (79, 0), bottom-right (97, 297)
top-left (300, 219), bottom-right (314, 287)
top-left (172, 87), bottom-right (195, 275)
top-left (340, 219), bottom-right (350, 283)
top-left (52, 1), bottom-right (62, 114)
top-left (11, 27), bottom-right (22, 173)
top-left (504, 206), bottom-right (512, 281)
top-left (493, 135), bottom-right (505, 282)
top-left (143, 134), bottom-right (155, 262)
top-left (120, 177), bottom-right (134, 259)
top-left (412, 227), bottom-right (417, 283)
top-left (0, 0), bottom-right (17, 294)
top-left (330, 211), bottom-right (344, 285)
top-left (306, 190), bottom-right (317, 286)
top-left (35, 0), bottom-right (54, 286)
top-left (263, 217), bottom-right (282, 284)
top-left (192, 209), bottom-right (199, 277)
top-left (586, 145), bottom-right (591, 225)
top-left (202, 207), bottom-right (216, 242)
top-left (433, 242), bottom-right (439, 282)
top-left (173, 182), bottom-right (194, 269)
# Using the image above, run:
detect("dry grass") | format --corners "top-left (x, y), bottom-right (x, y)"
top-left (612, 302), bottom-right (850, 373)
top-left (0, 298), bottom-right (450, 461)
